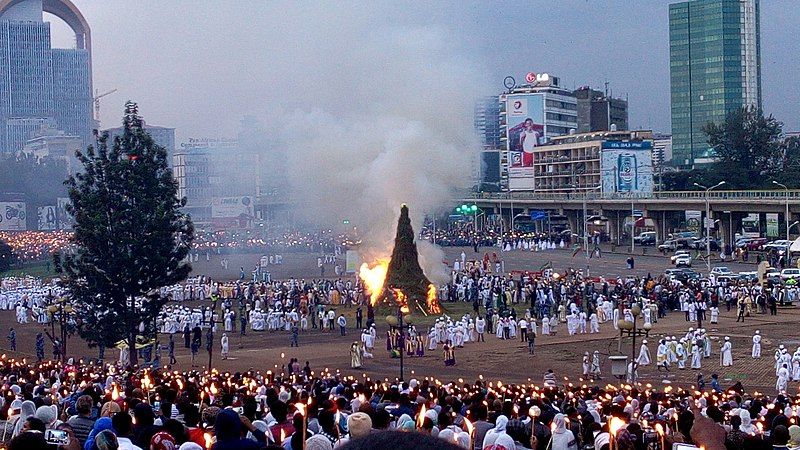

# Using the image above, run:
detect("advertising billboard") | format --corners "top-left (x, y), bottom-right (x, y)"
top-left (600, 141), bottom-right (654, 197)
top-left (57, 197), bottom-right (73, 230)
top-left (766, 213), bottom-right (779, 238)
top-left (211, 196), bottom-right (254, 218)
top-left (504, 93), bottom-right (544, 191)
top-left (0, 202), bottom-right (26, 230)
top-left (37, 205), bottom-right (58, 230)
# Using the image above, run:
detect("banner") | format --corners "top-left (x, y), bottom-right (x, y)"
top-left (211, 196), bottom-right (253, 218)
top-left (345, 250), bottom-right (360, 274)
top-left (766, 213), bottom-right (779, 238)
top-left (57, 197), bottom-right (73, 230)
top-left (37, 205), bottom-right (57, 230)
top-left (0, 202), bottom-right (26, 231)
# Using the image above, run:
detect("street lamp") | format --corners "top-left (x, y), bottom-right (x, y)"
top-left (616, 303), bottom-right (652, 383)
top-left (693, 181), bottom-right (726, 272)
top-left (773, 181), bottom-right (790, 241)
top-left (385, 306), bottom-right (413, 381)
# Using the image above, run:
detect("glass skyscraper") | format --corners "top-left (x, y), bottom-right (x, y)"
top-left (0, 0), bottom-right (92, 154)
top-left (669, 0), bottom-right (761, 168)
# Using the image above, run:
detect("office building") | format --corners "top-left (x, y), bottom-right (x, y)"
top-left (0, 0), bottom-right (92, 154)
top-left (573, 86), bottom-right (629, 133)
top-left (499, 73), bottom-right (578, 190)
top-left (669, 0), bottom-right (761, 168)
top-left (104, 122), bottom-right (176, 164)
top-left (22, 122), bottom-right (81, 172)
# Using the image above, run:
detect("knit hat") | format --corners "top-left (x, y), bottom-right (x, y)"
top-left (306, 434), bottom-right (333, 450)
top-left (347, 412), bottom-right (372, 438)
top-left (151, 431), bottom-right (177, 450)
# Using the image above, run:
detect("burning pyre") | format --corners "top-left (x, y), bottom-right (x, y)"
top-left (359, 205), bottom-right (441, 314)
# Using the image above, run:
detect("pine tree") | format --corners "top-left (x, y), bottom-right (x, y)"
top-left (383, 204), bottom-right (432, 306)
top-left (55, 102), bottom-right (194, 366)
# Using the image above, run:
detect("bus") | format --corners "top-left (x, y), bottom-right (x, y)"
top-left (741, 214), bottom-right (760, 238)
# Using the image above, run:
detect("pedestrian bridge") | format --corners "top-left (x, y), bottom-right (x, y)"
top-left (457, 190), bottom-right (799, 243)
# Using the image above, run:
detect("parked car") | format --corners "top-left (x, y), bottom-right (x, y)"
top-left (633, 231), bottom-right (657, 246)
top-left (710, 266), bottom-right (732, 276)
top-left (738, 271), bottom-right (758, 282)
top-left (659, 240), bottom-right (678, 252)
top-left (692, 237), bottom-right (720, 251)
top-left (674, 253), bottom-right (692, 267)
top-left (764, 240), bottom-right (791, 251)
top-left (736, 237), bottom-right (767, 250)
top-left (765, 268), bottom-right (782, 284)
top-left (670, 250), bottom-right (691, 264)
top-left (780, 268), bottom-right (800, 281)
top-left (673, 268), bottom-right (700, 284)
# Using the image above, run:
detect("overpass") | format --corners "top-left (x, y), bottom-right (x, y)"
top-left (458, 190), bottom-right (800, 245)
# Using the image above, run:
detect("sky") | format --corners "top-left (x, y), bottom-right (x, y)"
top-left (49, 0), bottom-right (800, 142)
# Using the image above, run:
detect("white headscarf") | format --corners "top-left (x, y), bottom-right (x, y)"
top-left (12, 400), bottom-right (36, 437)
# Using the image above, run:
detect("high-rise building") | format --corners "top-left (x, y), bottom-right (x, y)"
top-left (474, 96), bottom-right (502, 191)
top-left (0, 0), bottom-right (92, 154)
top-left (669, 0), bottom-right (761, 168)
top-left (573, 86), bottom-right (629, 133)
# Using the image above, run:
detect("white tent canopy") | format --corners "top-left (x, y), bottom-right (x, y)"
top-left (790, 237), bottom-right (800, 253)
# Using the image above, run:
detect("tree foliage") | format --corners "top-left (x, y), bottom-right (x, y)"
top-left (55, 102), bottom-right (194, 365)
top-left (701, 106), bottom-right (785, 188)
top-left (0, 239), bottom-right (16, 273)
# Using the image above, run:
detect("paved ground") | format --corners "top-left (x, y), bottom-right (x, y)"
top-left (0, 246), bottom-right (793, 391)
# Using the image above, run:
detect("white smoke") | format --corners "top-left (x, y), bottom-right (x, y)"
top-left (275, 22), bottom-right (489, 284)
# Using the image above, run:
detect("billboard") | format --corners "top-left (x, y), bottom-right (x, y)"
top-left (0, 202), bottom-right (26, 230)
top-left (57, 197), bottom-right (73, 230)
top-left (600, 141), bottom-right (654, 197)
top-left (504, 93), bottom-right (544, 191)
top-left (37, 205), bottom-right (58, 230)
top-left (211, 196), bottom-right (254, 218)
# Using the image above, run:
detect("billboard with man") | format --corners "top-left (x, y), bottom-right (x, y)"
top-left (504, 93), bottom-right (544, 190)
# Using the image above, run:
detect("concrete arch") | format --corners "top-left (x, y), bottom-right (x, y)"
top-left (0, 0), bottom-right (91, 54)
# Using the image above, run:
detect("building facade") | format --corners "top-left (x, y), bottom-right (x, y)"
top-left (0, 0), bottom-right (92, 155)
top-left (652, 133), bottom-right (673, 167)
top-left (669, 0), bottom-right (761, 168)
top-left (529, 130), bottom-right (654, 196)
top-left (104, 122), bottom-right (176, 165)
top-left (573, 86), bottom-right (629, 133)
top-left (499, 73), bottom-right (578, 191)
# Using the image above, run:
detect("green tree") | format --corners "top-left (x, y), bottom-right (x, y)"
top-left (55, 102), bottom-right (194, 365)
top-left (702, 106), bottom-right (784, 188)
top-left (0, 239), bottom-right (16, 273)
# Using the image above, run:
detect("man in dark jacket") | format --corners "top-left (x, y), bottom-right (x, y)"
top-left (212, 409), bottom-right (267, 450)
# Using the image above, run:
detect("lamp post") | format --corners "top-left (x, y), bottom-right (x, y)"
top-left (693, 181), bottom-right (726, 272)
top-left (385, 308), bottom-right (413, 381)
top-left (773, 181), bottom-right (790, 241)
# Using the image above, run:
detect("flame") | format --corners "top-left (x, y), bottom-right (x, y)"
top-left (393, 289), bottom-right (410, 313)
top-left (111, 385), bottom-right (119, 401)
top-left (359, 259), bottom-right (390, 305)
top-left (204, 432), bottom-right (212, 449)
top-left (609, 417), bottom-right (625, 437)
top-left (426, 284), bottom-right (441, 314)
top-left (418, 404), bottom-right (426, 428)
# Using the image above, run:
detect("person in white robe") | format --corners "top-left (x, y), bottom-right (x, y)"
top-left (589, 313), bottom-right (600, 333)
top-left (637, 340), bottom-right (651, 366)
top-left (691, 343), bottom-right (702, 369)
top-left (676, 338), bottom-right (687, 369)
top-left (720, 336), bottom-right (733, 367)
top-left (221, 333), bottom-right (229, 360)
top-left (752, 330), bottom-right (762, 358)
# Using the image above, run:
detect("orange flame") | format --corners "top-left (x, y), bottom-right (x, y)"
top-left (359, 259), bottom-right (389, 305)
top-left (418, 404), bottom-right (426, 428)
top-left (426, 284), bottom-right (441, 314)
top-left (393, 289), bottom-right (410, 313)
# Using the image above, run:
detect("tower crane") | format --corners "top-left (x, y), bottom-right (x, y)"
top-left (93, 88), bottom-right (118, 126)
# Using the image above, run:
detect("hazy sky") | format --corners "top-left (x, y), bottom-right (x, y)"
top-left (50, 0), bottom-right (800, 141)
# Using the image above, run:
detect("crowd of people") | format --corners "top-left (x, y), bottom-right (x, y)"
top-left (0, 353), bottom-right (798, 450)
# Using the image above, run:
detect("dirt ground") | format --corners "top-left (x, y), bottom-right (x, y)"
top-left (1, 247), bottom-right (796, 391)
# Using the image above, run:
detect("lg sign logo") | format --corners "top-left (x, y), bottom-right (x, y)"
top-left (525, 72), bottom-right (537, 83)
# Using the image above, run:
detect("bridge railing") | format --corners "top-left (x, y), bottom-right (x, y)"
top-left (468, 190), bottom-right (800, 201)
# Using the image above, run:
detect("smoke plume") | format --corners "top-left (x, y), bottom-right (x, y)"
top-left (275, 18), bottom-right (488, 283)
